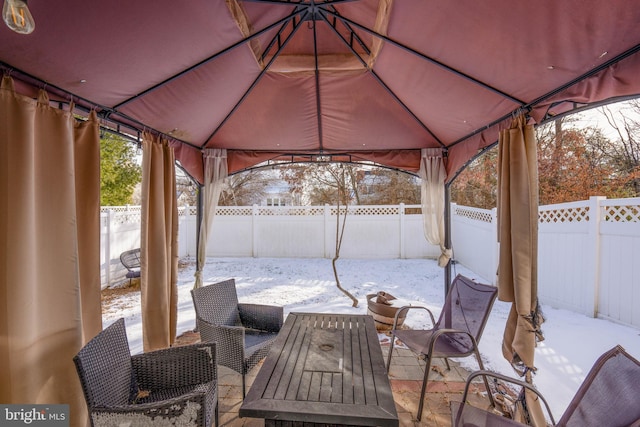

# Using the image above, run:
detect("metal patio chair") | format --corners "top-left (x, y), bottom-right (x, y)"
top-left (386, 274), bottom-right (498, 421)
top-left (450, 344), bottom-right (640, 427)
top-left (73, 318), bottom-right (218, 427)
top-left (191, 278), bottom-right (283, 397)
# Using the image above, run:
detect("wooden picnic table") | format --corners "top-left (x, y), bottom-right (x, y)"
top-left (239, 312), bottom-right (399, 427)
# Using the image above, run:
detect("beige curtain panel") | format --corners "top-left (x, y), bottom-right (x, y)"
top-left (140, 132), bottom-right (179, 352)
top-left (194, 148), bottom-right (228, 289)
top-left (419, 148), bottom-right (451, 267)
top-left (497, 115), bottom-right (546, 426)
top-left (0, 76), bottom-right (101, 427)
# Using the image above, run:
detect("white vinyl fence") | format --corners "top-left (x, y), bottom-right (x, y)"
top-left (100, 204), bottom-right (441, 285)
top-left (451, 197), bottom-right (640, 328)
top-left (101, 197), bottom-right (640, 328)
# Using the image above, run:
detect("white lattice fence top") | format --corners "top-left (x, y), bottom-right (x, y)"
top-left (257, 207), bottom-right (325, 216)
top-left (454, 206), bottom-right (494, 223)
top-left (217, 207), bottom-right (253, 216)
top-left (100, 205), bottom-right (141, 214)
top-left (329, 206), bottom-right (400, 216)
top-left (100, 206), bottom-right (142, 224)
top-left (100, 200), bottom-right (640, 223)
top-left (102, 204), bottom-right (405, 218)
top-left (178, 206), bottom-right (197, 216)
top-left (539, 206), bottom-right (590, 223)
top-left (603, 203), bottom-right (640, 223)
top-left (112, 210), bottom-right (141, 225)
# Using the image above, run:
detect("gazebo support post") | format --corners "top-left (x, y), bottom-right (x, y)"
top-left (444, 183), bottom-right (452, 295)
top-left (195, 184), bottom-right (203, 280)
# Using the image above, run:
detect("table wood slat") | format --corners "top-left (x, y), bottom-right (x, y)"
top-left (263, 313), bottom-right (304, 399)
top-left (319, 372), bottom-right (333, 402)
top-left (350, 317), bottom-right (365, 405)
top-left (275, 315), bottom-right (313, 400)
top-left (342, 317), bottom-right (354, 405)
top-left (331, 372), bottom-right (343, 404)
top-left (285, 325), bottom-right (313, 400)
top-left (296, 370), bottom-right (312, 401)
top-left (359, 316), bottom-right (378, 406)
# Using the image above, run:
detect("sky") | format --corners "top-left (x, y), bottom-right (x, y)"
top-left (103, 256), bottom-right (640, 421)
top-left (570, 99), bottom-right (637, 140)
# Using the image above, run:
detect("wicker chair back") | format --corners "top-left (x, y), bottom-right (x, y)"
top-left (191, 278), bottom-right (242, 327)
top-left (73, 318), bottom-right (136, 407)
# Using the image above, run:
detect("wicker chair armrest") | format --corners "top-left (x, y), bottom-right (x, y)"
top-left (196, 318), bottom-right (244, 343)
top-left (392, 305), bottom-right (437, 329)
top-left (238, 303), bottom-right (284, 332)
top-left (90, 387), bottom-right (211, 425)
top-left (197, 318), bottom-right (246, 373)
top-left (131, 342), bottom-right (216, 391)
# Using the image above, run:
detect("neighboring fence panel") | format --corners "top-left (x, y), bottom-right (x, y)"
top-left (254, 206), bottom-right (326, 258)
top-left (537, 199), bottom-right (595, 316)
top-left (450, 204), bottom-right (497, 284)
top-left (100, 206), bottom-right (142, 287)
top-left (99, 198), bottom-right (640, 329)
top-left (450, 197), bottom-right (640, 328)
top-left (325, 206), bottom-right (404, 259)
top-left (402, 213), bottom-right (442, 259)
top-left (206, 207), bottom-right (255, 257)
top-left (178, 205), bottom-right (197, 258)
top-left (536, 197), bottom-right (640, 328)
top-left (597, 198), bottom-right (640, 327)
top-left (101, 204), bottom-right (439, 286)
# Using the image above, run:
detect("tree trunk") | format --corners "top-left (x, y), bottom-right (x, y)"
top-left (333, 170), bottom-right (358, 307)
top-left (333, 256), bottom-right (358, 307)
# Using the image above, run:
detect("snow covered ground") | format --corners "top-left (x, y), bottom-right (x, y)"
top-left (103, 256), bottom-right (640, 419)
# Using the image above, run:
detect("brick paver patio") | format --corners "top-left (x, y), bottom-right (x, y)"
top-left (176, 330), bottom-right (494, 427)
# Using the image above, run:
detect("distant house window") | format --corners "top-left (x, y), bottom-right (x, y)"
top-left (267, 197), bottom-right (286, 206)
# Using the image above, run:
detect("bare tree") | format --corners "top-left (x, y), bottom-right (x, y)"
top-left (451, 149), bottom-right (498, 209)
top-left (359, 169), bottom-right (420, 205)
top-left (279, 164), bottom-right (321, 205)
top-left (176, 167), bottom-right (198, 206)
top-left (280, 163), bottom-right (358, 305)
top-left (219, 169), bottom-right (281, 206)
top-left (332, 165), bottom-right (358, 307)
top-left (310, 164), bottom-right (360, 205)
top-left (599, 102), bottom-right (640, 196)
top-left (280, 163), bottom-right (422, 206)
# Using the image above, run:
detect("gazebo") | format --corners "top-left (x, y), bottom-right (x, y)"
top-left (2, 1), bottom-right (640, 425)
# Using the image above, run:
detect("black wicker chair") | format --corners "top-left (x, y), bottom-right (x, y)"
top-left (191, 278), bottom-right (283, 397)
top-left (73, 318), bottom-right (218, 427)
